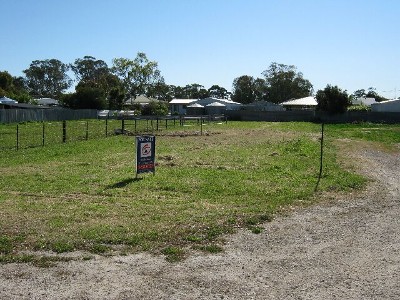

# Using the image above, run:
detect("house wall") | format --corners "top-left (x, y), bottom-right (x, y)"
top-left (371, 100), bottom-right (400, 112)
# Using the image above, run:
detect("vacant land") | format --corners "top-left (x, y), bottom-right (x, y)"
top-left (0, 122), bottom-right (400, 299)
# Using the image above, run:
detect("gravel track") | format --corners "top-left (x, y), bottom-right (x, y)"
top-left (1, 144), bottom-right (399, 299)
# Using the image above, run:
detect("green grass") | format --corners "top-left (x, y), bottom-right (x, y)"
top-left (1, 121), bottom-right (398, 262)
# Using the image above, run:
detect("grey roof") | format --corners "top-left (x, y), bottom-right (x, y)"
top-left (0, 96), bottom-right (18, 104)
top-left (36, 98), bottom-right (59, 106)
top-left (206, 102), bottom-right (226, 107)
top-left (187, 103), bottom-right (204, 108)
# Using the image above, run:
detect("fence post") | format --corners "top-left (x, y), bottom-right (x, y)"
top-left (105, 118), bottom-right (108, 137)
top-left (62, 120), bottom-right (67, 143)
top-left (16, 124), bottom-right (19, 150)
top-left (201, 116), bottom-right (203, 136)
top-left (122, 119), bottom-right (125, 133)
top-left (156, 118), bottom-right (159, 131)
top-left (86, 121), bottom-right (89, 140)
top-left (314, 123), bottom-right (325, 192)
top-left (134, 119), bottom-right (137, 133)
top-left (42, 122), bottom-right (45, 147)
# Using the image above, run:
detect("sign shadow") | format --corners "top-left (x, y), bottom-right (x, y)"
top-left (105, 178), bottom-right (142, 189)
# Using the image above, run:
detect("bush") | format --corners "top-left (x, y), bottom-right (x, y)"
top-left (316, 85), bottom-right (350, 114)
top-left (141, 101), bottom-right (169, 116)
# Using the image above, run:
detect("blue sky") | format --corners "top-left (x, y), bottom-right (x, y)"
top-left (1, 0), bottom-right (399, 98)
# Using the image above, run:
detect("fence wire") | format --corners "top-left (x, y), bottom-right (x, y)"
top-left (0, 116), bottom-right (226, 151)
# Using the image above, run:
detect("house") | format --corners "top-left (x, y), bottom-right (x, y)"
top-left (36, 98), bottom-right (60, 107)
top-left (169, 99), bottom-right (197, 114)
top-left (0, 96), bottom-right (18, 108)
top-left (124, 95), bottom-right (160, 109)
top-left (195, 97), bottom-right (242, 111)
top-left (371, 99), bottom-right (400, 112)
top-left (281, 96), bottom-right (317, 110)
top-left (352, 97), bottom-right (376, 106)
top-left (169, 97), bottom-right (242, 115)
top-left (244, 101), bottom-right (285, 111)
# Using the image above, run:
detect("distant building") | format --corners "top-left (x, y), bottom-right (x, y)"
top-left (244, 101), bottom-right (285, 111)
top-left (169, 99), bottom-right (197, 114)
top-left (124, 95), bottom-right (161, 109)
top-left (169, 97), bottom-right (242, 115)
top-left (371, 99), bottom-right (400, 112)
top-left (0, 96), bottom-right (18, 108)
top-left (281, 96), bottom-right (317, 111)
top-left (36, 98), bottom-right (60, 107)
top-left (352, 97), bottom-right (376, 106)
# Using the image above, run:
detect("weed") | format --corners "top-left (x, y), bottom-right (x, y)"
top-left (162, 246), bottom-right (185, 263)
top-left (51, 241), bottom-right (75, 254)
top-left (0, 236), bottom-right (13, 254)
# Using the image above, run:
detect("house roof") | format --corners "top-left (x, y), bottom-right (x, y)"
top-left (1, 102), bottom-right (48, 109)
top-left (124, 95), bottom-right (159, 105)
top-left (281, 96), bottom-right (317, 106)
top-left (0, 96), bottom-right (18, 104)
top-left (169, 99), bottom-right (197, 105)
top-left (187, 103), bottom-right (204, 108)
top-left (36, 98), bottom-right (59, 106)
top-left (206, 102), bottom-right (226, 107)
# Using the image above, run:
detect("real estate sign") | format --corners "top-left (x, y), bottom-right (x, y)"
top-left (136, 135), bottom-right (156, 176)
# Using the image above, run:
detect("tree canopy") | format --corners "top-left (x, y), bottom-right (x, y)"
top-left (111, 52), bottom-right (164, 100)
top-left (231, 75), bottom-right (267, 104)
top-left (23, 59), bottom-right (72, 98)
top-left (352, 87), bottom-right (387, 102)
top-left (262, 62), bottom-right (313, 103)
top-left (316, 85), bottom-right (350, 114)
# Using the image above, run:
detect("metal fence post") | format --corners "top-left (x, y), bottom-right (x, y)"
top-left (86, 121), bottom-right (89, 140)
top-left (42, 122), bottom-right (45, 147)
top-left (62, 120), bottom-right (67, 143)
top-left (105, 118), bottom-right (108, 137)
top-left (16, 124), bottom-right (19, 150)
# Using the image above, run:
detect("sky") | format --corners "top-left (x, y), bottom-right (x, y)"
top-left (1, 0), bottom-right (399, 98)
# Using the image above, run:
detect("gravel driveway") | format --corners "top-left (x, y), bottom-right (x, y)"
top-left (1, 144), bottom-right (399, 300)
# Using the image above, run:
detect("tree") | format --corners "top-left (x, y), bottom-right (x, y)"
top-left (23, 59), bottom-right (72, 98)
top-left (0, 71), bottom-right (31, 102)
top-left (208, 85), bottom-right (228, 99)
top-left (141, 101), bottom-right (169, 116)
top-left (365, 87), bottom-right (387, 102)
top-left (352, 87), bottom-right (387, 103)
top-left (62, 86), bottom-right (106, 109)
top-left (262, 62), bottom-right (313, 103)
top-left (0, 71), bottom-right (13, 92)
top-left (111, 52), bottom-right (164, 99)
top-left (71, 56), bottom-right (109, 84)
top-left (183, 84), bottom-right (209, 99)
top-left (147, 81), bottom-right (172, 101)
top-left (316, 85), bottom-right (350, 114)
top-left (107, 87), bottom-right (125, 110)
top-left (231, 75), bottom-right (267, 104)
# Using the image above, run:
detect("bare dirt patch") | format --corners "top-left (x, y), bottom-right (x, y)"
top-left (1, 142), bottom-right (399, 299)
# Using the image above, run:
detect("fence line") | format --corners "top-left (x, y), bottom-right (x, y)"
top-left (0, 116), bottom-right (225, 151)
top-left (0, 108), bottom-right (98, 124)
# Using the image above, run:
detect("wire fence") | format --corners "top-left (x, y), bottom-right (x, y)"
top-left (0, 115), bottom-right (227, 151)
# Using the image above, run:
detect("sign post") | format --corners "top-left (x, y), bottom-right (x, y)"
top-left (135, 135), bottom-right (156, 177)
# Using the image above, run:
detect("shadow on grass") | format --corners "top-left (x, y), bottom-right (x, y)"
top-left (105, 178), bottom-right (142, 189)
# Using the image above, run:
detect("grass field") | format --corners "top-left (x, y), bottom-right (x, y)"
top-left (1, 121), bottom-right (399, 263)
